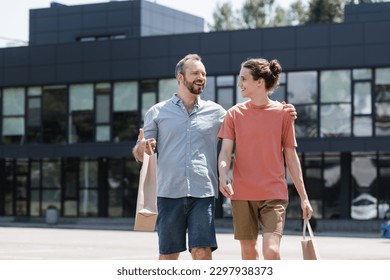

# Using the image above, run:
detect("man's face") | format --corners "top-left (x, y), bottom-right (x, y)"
top-left (181, 60), bottom-right (206, 95)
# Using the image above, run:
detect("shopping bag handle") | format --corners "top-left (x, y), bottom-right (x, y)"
top-left (303, 218), bottom-right (315, 241)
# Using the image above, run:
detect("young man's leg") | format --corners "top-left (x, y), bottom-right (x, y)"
top-left (259, 200), bottom-right (288, 260)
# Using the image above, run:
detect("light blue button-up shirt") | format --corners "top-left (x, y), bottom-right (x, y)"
top-left (142, 94), bottom-right (226, 199)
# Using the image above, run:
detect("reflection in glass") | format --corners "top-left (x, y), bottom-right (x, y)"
top-left (353, 68), bottom-right (372, 80)
top-left (287, 71), bottom-right (317, 104)
top-left (69, 84), bottom-right (93, 111)
top-left (42, 159), bottom-right (61, 189)
top-left (295, 105), bottom-right (317, 138)
top-left (158, 79), bottom-right (176, 101)
top-left (3, 88), bottom-right (25, 116)
top-left (79, 190), bottom-right (98, 216)
top-left (351, 153), bottom-right (377, 220)
top-left (27, 98), bottom-right (41, 127)
top-left (113, 111), bottom-right (138, 141)
top-left (96, 95), bottom-right (110, 123)
top-left (96, 125), bottom-right (110, 142)
top-left (354, 82), bottom-right (371, 114)
top-left (108, 159), bottom-right (124, 217)
top-left (142, 92), bottom-right (156, 121)
top-left (30, 190), bottom-right (40, 216)
top-left (43, 85), bottom-right (68, 143)
top-left (43, 85), bottom-right (67, 113)
top-left (375, 85), bottom-right (390, 102)
top-left (321, 104), bottom-right (351, 137)
top-left (114, 82), bottom-right (138, 111)
top-left (375, 67), bottom-right (390, 84)
top-left (271, 84), bottom-right (285, 102)
top-left (203, 76), bottom-right (215, 101)
top-left (324, 153), bottom-right (341, 219)
top-left (217, 75), bottom-right (234, 86)
top-left (3, 117), bottom-right (24, 135)
top-left (217, 88), bottom-right (234, 110)
top-left (353, 116), bottom-right (372, 136)
top-left (375, 102), bottom-right (390, 136)
top-left (321, 70), bottom-right (351, 103)
top-left (79, 160), bottom-right (98, 188)
top-left (26, 96), bottom-right (42, 143)
top-left (28, 86), bottom-right (42, 96)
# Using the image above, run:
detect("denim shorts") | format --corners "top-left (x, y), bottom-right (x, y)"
top-left (156, 196), bottom-right (218, 255)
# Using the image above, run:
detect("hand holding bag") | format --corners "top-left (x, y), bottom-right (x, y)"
top-left (134, 141), bottom-right (158, 231)
top-left (301, 218), bottom-right (320, 260)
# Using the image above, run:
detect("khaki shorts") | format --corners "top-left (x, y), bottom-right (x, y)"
top-left (231, 199), bottom-right (288, 240)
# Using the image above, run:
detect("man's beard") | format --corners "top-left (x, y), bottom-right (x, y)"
top-left (183, 76), bottom-right (204, 95)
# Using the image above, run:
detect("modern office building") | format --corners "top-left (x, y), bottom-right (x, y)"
top-left (0, 0), bottom-right (389, 224)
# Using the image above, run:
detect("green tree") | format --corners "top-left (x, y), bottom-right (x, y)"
top-left (209, 1), bottom-right (238, 31)
top-left (241, 0), bottom-right (275, 28)
top-left (306, 0), bottom-right (347, 23)
top-left (287, 0), bottom-right (309, 25)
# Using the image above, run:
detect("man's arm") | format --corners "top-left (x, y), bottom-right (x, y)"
top-left (284, 147), bottom-right (313, 219)
top-left (218, 139), bottom-right (234, 197)
top-left (132, 128), bottom-right (156, 162)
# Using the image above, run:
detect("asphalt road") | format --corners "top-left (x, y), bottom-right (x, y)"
top-left (0, 226), bottom-right (388, 260)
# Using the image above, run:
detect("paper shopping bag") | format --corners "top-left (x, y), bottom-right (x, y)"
top-left (301, 218), bottom-right (320, 260)
top-left (134, 143), bottom-right (158, 232)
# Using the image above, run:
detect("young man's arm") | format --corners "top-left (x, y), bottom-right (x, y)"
top-left (218, 139), bottom-right (234, 197)
top-left (284, 147), bottom-right (313, 219)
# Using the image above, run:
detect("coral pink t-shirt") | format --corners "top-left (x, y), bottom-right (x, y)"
top-left (217, 100), bottom-right (297, 201)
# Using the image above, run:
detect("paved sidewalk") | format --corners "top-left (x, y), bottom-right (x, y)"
top-left (0, 226), bottom-right (389, 260)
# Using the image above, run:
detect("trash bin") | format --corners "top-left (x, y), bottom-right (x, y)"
top-left (380, 221), bottom-right (390, 238)
top-left (45, 206), bottom-right (58, 225)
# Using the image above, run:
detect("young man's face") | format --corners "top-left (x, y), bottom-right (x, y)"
top-left (237, 67), bottom-right (260, 99)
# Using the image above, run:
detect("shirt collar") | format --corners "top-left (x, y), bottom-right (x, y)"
top-left (172, 94), bottom-right (202, 108)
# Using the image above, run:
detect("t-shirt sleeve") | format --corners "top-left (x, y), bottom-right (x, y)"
top-left (282, 111), bottom-right (297, 148)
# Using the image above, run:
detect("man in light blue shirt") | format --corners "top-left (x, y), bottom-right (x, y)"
top-left (133, 54), bottom-right (225, 260)
top-left (133, 54), bottom-right (296, 260)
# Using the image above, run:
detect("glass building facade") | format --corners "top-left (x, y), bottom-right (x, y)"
top-left (1, 1), bottom-right (390, 222)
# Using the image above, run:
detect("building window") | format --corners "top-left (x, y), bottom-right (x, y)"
top-left (26, 87), bottom-right (42, 143)
top-left (42, 85), bottom-right (68, 144)
top-left (42, 158), bottom-right (62, 211)
top-left (378, 153), bottom-right (390, 220)
top-left (352, 68), bottom-right (373, 137)
top-left (287, 71), bottom-right (318, 138)
top-left (320, 70), bottom-right (351, 137)
top-left (351, 152), bottom-right (378, 220)
top-left (69, 84), bottom-right (94, 143)
top-left (216, 75), bottom-right (235, 110)
top-left (375, 67), bottom-right (390, 136)
top-left (140, 80), bottom-right (157, 122)
top-left (271, 73), bottom-right (286, 102)
top-left (203, 76), bottom-right (216, 102)
top-left (158, 79), bottom-right (176, 102)
top-left (79, 159), bottom-right (98, 217)
top-left (323, 153), bottom-right (341, 219)
top-left (112, 82), bottom-right (138, 141)
top-left (2, 87), bottom-right (25, 144)
top-left (95, 83), bottom-right (112, 142)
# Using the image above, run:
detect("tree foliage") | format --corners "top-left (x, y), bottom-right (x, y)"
top-left (209, 0), bottom-right (387, 31)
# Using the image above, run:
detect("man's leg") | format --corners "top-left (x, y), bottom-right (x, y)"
top-left (239, 239), bottom-right (258, 260)
top-left (187, 197), bottom-right (218, 260)
top-left (191, 247), bottom-right (212, 260)
top-left (262, 233), bottom-right (281, 260)
top-left (157, 197), bottom-right (187, 259)
top-left (159, 253), bottom-right (180, 260)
